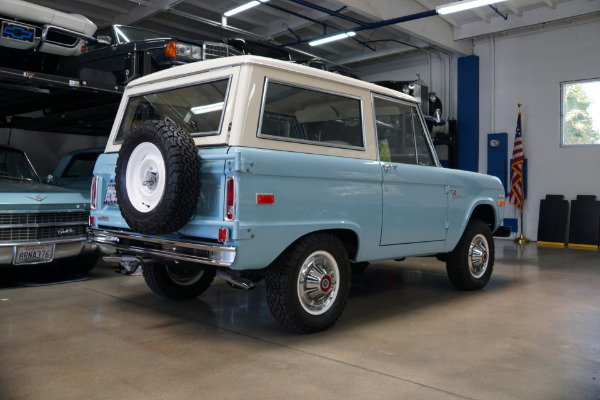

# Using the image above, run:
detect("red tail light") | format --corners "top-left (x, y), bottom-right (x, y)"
top-left (225, 177), bottom-right (235, 220)
top-left (90, 176), bottom-right (99, 210)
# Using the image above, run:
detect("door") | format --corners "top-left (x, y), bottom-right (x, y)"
top-left (374, 95), bottom-right (448, 247)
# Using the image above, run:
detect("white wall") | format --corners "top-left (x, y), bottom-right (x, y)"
top-left (0, 129), bottom-right (108, 177)
top-left (476, 16), bottom-right (600, 240)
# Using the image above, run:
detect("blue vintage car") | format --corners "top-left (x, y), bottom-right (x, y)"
top-left (48, 147), bottom-right (104, 196)
top-left (0, 145), bottom-right (98, 272)
top-left (89, 56), bottom-right (508, 332)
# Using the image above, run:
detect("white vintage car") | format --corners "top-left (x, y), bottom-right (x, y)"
top-left (0, 0), bottom-right (96, 74)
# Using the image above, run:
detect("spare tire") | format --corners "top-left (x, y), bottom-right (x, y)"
top-left (115, 120), bottom-right (201, 235)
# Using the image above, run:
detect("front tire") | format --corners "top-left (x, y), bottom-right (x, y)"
top-left (142, 263), bottom-right (216, 300)
top-left (446, 220), bottom-right (494, 290)
top-left (266, 233), bottom-right (350, 333)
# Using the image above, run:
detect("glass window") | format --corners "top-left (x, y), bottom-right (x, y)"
top-left (115, 78), bottom-right (230, 142)
top-left (561, 79), bottom-right (600, 146)
top-left (0, 147), bottom-right (40, 182)
top-left (62, 152), bottom-right (102, 178)
top-left (259, 81), bottom-right (364, 149)
top-left (373, 96), bottom-right (436, 166)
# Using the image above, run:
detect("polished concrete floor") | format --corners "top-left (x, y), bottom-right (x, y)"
top-left (1, 240), bottom-right (599, 400)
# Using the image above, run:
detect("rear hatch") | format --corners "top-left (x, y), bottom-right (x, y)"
top-left (91, 147), bottom-right (230, 241)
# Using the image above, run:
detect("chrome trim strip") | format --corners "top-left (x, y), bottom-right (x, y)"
top-left (0, 221), bottom-right (89, 228)
top-left (90, 229), bottom-right (236, 267)
top-left (0, 237), bottom-right (87, 247)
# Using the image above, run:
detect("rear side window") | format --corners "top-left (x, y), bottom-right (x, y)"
top-left (115, 77), bottom-right (231, 142)
top-left (258, 80), bottom-right (364, 149)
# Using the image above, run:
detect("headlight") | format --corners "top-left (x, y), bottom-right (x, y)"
top-left (191, 45), bottom-right (203, 60)
top-left (176, 43), bottom-right (192, 58)
top-left (174, 43), bottom-right (203, 60)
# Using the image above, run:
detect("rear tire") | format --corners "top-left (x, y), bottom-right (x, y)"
top-left (446, 220), bottom-right (494, 290)
top-left (142, 263), bottom-right (215, 300)
top-left (266, 233), bottom-right (350, 333)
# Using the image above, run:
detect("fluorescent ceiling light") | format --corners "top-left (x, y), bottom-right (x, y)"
top-left (309, 31), bottom-right (356, 47)
top-left (224, 0), bottom-right (269, 17)
top-left (191, 102), bottom-right (224, 115)
top-left (436, 0), bottom-right (509, 15)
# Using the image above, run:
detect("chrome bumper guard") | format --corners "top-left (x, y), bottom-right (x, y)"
top-left (90, 229), bottom-right (236, 267)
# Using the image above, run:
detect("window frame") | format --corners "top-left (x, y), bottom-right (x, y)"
top-left (113, 75), bottom-right (233, 144)
top-left (560, 77), bottom-right (600, 148)
top-left (257, 77), bottom-right (366, 151)
top-left (371, 93), bottom-right (439, 167)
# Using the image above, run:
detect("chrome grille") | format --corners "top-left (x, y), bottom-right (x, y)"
top-left (203, 42), bottom-right (243, 60)
top-left (0, 211), bottom-right (89, 242)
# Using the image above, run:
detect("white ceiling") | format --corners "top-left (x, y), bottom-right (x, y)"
top-left (21, 0), bottom-right (600, 71)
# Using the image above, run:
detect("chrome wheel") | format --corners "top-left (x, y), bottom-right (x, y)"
top-left (468, 233), bottom-right (489, 278)
top-left (166, 265), bottom-right (205, 286)
top-left (125, 142), bottom-right (166, 213)
top-left (297, 250), bottom-right (340, 315)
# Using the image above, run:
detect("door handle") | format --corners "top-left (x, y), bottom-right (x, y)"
top-left (383, 164), bottom-right (397, 172)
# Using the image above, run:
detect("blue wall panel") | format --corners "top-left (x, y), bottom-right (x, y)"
top-left (457, 55), bottom-right (479, 172)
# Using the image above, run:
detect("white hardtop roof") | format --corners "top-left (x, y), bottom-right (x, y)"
top-left (126, 55), bottom-right (419, 104)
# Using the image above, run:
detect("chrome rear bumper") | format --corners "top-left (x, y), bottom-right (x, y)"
top-left (90, 228), bottom-right (236, 267)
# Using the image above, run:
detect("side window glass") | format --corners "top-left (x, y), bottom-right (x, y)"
top-left (259, 80), bottom-right (364, 149)
top-left (412, 109), bottom-right (436, 166)
top-left (373, 96), bottom-right (417, 165)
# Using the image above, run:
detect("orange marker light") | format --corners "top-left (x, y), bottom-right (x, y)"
top-left (499, 200), bottom-right (505, 207)
top-left (165, 41), bottom-right (177, 58)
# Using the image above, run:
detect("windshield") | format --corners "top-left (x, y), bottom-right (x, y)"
top-left (113, 25), bottom-right (169, 44)
top-left (0, 147), bottom-right (40, 182)
top-left (116, 77), bottom-right (231, 142)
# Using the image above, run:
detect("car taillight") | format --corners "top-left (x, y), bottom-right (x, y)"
top-left (225, 177), bottom-right (235, 220)
top-left (90, 176), bottom-right (99, 210)
top-left (165, 41), bottom-right (177, 58)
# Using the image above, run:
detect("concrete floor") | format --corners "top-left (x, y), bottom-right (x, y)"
top-left (1, 240), bottom-right (599, 400)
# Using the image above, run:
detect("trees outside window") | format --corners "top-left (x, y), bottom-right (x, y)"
top-left (561, 79), bottom-right (600, 146)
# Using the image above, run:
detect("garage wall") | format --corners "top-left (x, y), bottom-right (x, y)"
top-left (475, 15), bottom-right (600, 241)
top-left (0, 129), bottom-right (108, 177)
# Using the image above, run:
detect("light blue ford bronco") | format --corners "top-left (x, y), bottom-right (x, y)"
top-left (90, 56), bottom-right (507, 333)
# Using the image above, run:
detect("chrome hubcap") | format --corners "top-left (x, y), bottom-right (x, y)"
top-left (468, 234), bottom-right (489, 278)
top-left (297, 251), bottom-right (339, 315)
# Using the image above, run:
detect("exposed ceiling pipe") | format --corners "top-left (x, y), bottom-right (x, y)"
top-left (279, 10), bottom-right (438, 46)
top-left (285, 0), bottom-right (370, 27)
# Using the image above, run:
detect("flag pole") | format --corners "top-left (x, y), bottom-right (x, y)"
top-left (514, 103), bottom-right (530, 245)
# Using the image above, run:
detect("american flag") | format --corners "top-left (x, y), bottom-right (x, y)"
top-left (509, 110), bottom-right (524, 211)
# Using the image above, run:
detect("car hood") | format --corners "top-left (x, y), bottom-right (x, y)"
top-left (0, 180), bottom-right (89, 211)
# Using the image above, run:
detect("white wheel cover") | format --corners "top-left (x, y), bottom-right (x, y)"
top-left (126, 142), bottom-right (166, 213)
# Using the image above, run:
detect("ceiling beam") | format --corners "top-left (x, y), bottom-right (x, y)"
top-left (329, 0), bottom-right (472, 55)
top-left (455, 0), bottom-right (600, 40)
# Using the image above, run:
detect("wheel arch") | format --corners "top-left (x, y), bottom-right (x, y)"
top-left (280, 228), bottom-right (360, 263)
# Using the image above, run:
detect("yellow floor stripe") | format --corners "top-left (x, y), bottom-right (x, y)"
top-left (536, 241), bottom-right (565, 247)
top-left (567, 243), bottom-right (600, 250)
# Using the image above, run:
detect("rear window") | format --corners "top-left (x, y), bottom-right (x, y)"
top-left (115, 77), bottom-right (231, 143)
top-left (258, 79), bottom-right (364, 149)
